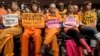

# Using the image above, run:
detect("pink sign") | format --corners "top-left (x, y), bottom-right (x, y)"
top-left (46, 19), bottom-right (61, 28)
top-left (64, 16), bottom-right (77, 27)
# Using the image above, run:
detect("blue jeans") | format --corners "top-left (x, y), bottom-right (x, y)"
top-left (80, 27), bottom-right (98, 39)
top-left (80, 27), bottom-right (98, 47)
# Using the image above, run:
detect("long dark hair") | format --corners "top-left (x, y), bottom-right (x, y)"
top-left (31, 2), bottom-right (39, 12)
top-left (83, 1), bottom-right (92, 12)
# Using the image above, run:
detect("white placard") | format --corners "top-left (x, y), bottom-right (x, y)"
top-left (3, 14), bottom-right (19, 27)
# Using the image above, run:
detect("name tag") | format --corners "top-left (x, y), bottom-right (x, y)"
top-left (3, 14), bottom-right (19, 27)
top-left (22, 13), bottom-right (45, 28)
top-left (64, 16), bottom-right (77, 27)
top-left (46, 19), bottom-right (61, 28)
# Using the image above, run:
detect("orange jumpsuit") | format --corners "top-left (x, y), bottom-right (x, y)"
top-left (0, 11), bottom-right (22, 56)
top-left (58, 9), bottom-right (67, 21)
top-left (21, 13), bottom-right (44, 56)
top-left (44, 13), bottom-right (62, 56)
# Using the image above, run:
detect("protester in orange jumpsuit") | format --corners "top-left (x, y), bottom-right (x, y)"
top-left (41, 3), bottom-right (62, 56)
top-left (57, 2), bottom-right (67, 21)
top-left (21, 3), bottom-right (44, 56)
top-left (0, 2), bottom-right (22, 56)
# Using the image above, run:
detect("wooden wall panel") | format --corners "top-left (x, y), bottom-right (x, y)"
top-left (0, 0), bottom-right (100, 5)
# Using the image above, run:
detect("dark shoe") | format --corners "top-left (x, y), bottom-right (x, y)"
top-left (88, 52), bottom-right (92, 56)
top-left (61, 46), bottom-right (66, 56)
top-left (41, 44), bottom-right (48, 55)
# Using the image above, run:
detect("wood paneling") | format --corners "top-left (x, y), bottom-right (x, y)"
top-left (0, 0), bottom-right (100, 5)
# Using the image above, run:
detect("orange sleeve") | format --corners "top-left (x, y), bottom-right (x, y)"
top-left (78, 12), bottom-right (83, 22)
top-left (78, 12), bottom-right (84, 26)
top-left (76, 15), bottom-right (80, 25)
top-left (91, 11), bottom-right (97, 28)
top-left (93, 12), bottom-right (97, 20)
top-left (63, 15), bottom-right (67, 22)
top-left (41, 14), bottom-right (45, 27)
top-left (44, 14), bottom-right (48, 22)
top-left (58, 14), bottom-right (63, 22)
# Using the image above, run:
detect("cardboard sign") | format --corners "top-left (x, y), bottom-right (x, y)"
top-left (46, 19), bottom-right (61, 28)
top-left (22, 13), bottom-right (45, 28)
top-left (3, 14), bottom-right (19, 27)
